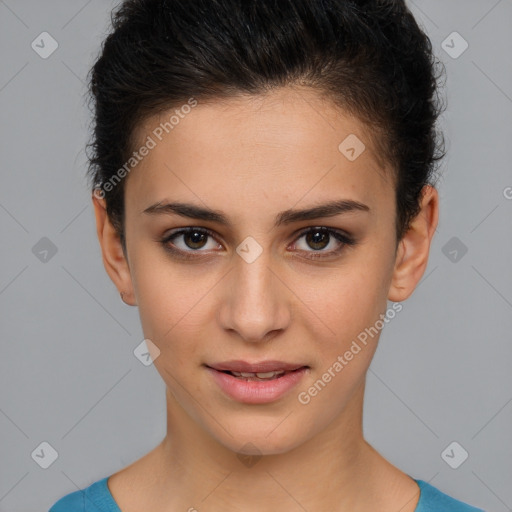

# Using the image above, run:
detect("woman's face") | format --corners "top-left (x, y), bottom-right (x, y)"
top-left (112, 87), bottom-right (409, 455)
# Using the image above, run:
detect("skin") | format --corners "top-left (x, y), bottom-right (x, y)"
top-left (93, 85), bottom-right (438, 511)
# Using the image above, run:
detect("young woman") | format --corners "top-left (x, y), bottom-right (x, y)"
top-left (50, 0), bottom-right (485, 510)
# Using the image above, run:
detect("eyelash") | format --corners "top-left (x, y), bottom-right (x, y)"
top-left (160, 226), bottom-right (356, 261)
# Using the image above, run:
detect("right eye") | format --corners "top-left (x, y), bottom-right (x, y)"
top-left (160, 227), bottom-right (223, 259)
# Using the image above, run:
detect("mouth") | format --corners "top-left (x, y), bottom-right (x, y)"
top-left (206, 360), bottom-right (308, 373)
top-left (205, 361), bottom-right (310, 404)
top-left (213, 368), bottom-right (306, 381)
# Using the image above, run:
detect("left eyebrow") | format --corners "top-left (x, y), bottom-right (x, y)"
top-left (142, 199), bottom-right (371, 229)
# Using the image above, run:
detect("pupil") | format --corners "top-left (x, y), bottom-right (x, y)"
top-left (187, 231), bottom-right (207, 249)
top-left (307, 231), bottom-right (328, 250)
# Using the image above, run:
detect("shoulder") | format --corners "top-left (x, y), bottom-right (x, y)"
top-left (48, 476), bottom-right (120, 512)
top-left (415, 479), bottom-right (486, 512)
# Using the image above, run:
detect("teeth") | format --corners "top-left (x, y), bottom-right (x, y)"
top-left (256, 371), bottom-right (285, 378)
top-left (230, 370), bottom-right (286, 379)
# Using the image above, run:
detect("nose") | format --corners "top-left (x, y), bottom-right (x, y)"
top-left (217, 246), bottom-right (291, 343)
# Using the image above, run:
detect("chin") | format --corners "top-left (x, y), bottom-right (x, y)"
top-left (212, 419), bottom-right (310, 457)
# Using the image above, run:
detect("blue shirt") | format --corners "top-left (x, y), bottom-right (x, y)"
top-left (49, 475), bottom-right (486, 511)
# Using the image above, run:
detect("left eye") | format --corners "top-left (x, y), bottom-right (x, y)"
top-left (291, 227), bottom-right (355, 258)
top-left (161, 226), bottom-right (355, 260)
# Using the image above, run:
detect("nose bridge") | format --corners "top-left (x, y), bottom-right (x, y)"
top-left (219, 240), bottom-right (289, 342)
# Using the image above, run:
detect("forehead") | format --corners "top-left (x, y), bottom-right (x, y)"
top-left (125, 86), bottom-right (394, 219)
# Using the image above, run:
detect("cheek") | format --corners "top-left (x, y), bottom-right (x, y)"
top-left (129, 251), bottom-right (193, 348)
top-left (309, 260), bottom-right (391, 343)
top-left (295, 273), bottom-right (387, 415)
top-left (130, 253), bottom-right (220, 374)
top-left (300, 253), bottom-right (394, 401)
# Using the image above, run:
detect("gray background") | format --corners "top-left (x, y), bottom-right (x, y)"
top-left (0, 1), bottom-right (511, 511)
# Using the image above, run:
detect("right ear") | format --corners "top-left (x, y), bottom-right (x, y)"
top-left (92, 190), bottom-right (137, 306)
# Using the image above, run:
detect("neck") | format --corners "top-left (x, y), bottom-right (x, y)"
top-left (148, 379), bottom-right (399, 511)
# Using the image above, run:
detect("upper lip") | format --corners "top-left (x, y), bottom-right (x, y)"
top-left (207, 360), bottom-right (307, 373)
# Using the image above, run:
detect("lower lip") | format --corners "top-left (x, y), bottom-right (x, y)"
top-left (206, 366), bottom-right (308, 404)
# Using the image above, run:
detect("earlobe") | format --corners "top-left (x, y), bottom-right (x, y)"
top-left (92, 191), bottom-right (137, 306)
top-left (387, 185), bottom-right (439, 302)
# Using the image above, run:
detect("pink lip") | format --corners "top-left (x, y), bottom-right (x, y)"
top-left (208, 360), bottom-right (305, 373)
top-left (205, 364), bottom-right (309, 404)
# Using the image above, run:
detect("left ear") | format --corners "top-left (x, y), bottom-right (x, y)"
top-left (388, 184), bottom-right (439, 302)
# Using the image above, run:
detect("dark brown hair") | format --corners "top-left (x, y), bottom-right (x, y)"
top-left (86, 0), bottom-right (446, 250)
